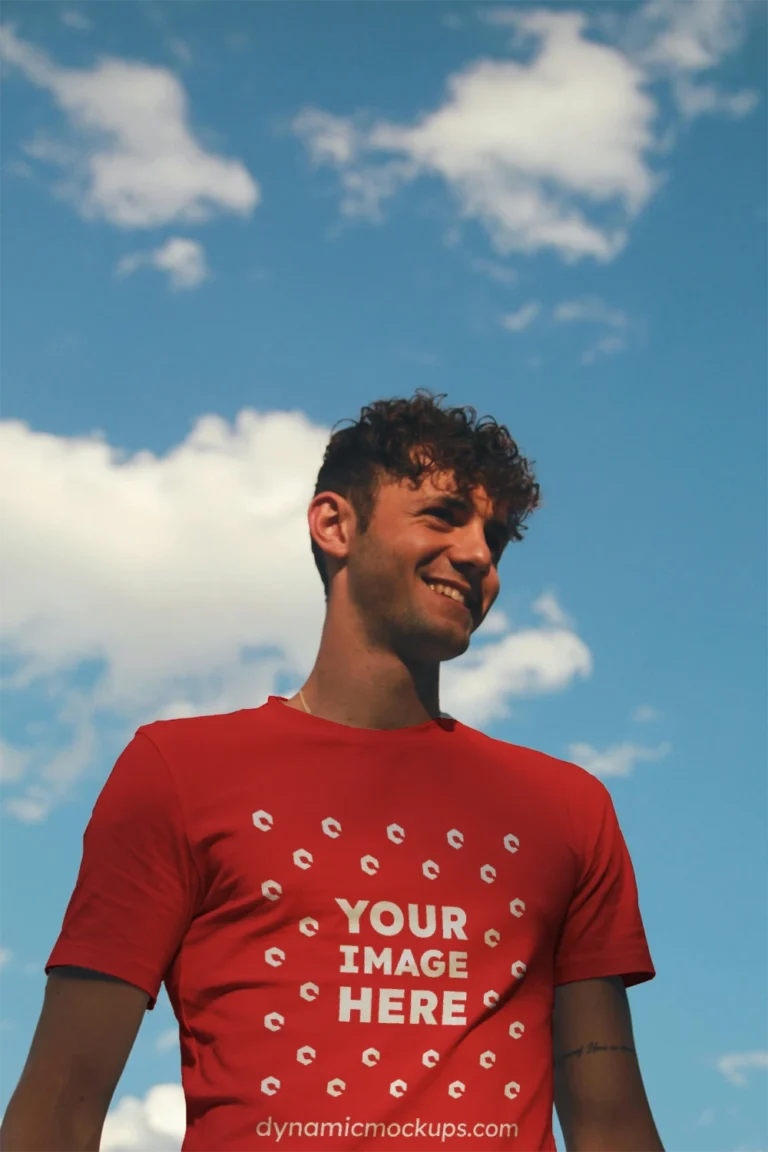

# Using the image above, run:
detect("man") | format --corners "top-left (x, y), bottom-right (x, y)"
top-left (1, 390), bottom-right (663, 1151)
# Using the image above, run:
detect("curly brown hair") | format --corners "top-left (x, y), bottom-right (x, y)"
top-left (311, 389), bottom-right (541, 597)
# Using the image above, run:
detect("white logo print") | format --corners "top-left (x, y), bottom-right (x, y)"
top-left (252, 810), bottom-right (273, 832)
top-left (511, 960), bottom-right (527, 980)
top-left (387, 823), bottom-right (405, 844)
top-left (264, 1013), bottom-right (284, 1032)
top-left (483, 990), bottom-right (500, 1008)
top-left (299, 917), bottom-right (319, 937)
top-left (296, 1046), bottom-right (316, 1065)
top-left (422, 1049), bottom-right (440, 1068)
top-left (293, 849), bottom-right (313, 870)
top-left (505, 1081), bottom-right (521, 1100)
top-left (362, 1048), bottom-right (380, 1067)
top-left (448, 1081), bottom-right (465, 1099)
top-left (390, 1080), bottom-right (407, 1098)
top-left (484, 928), bottom-right (500, 948)
top-left (361, 855), bottom-right (379, 876)
top-left (300, 982), bottom-right (319, 1001)
top-left (509, 1021), bottom-right (525, 1040)
top-left (327, 1079), bottom-right (346, 1097)
top-left (447, 828), bottom-right (464, 849)
top-left (480, 864), bottom-right (496, 884)
top-left (322, 817), bottom-right (342, 838)
top-left (504, 833), bottom-right (520, 854)
top-left (479, 1051), bottom-right (496, 1069)
top-left (422, 860), bottom-right (440, 880)
top-left (264, 947), bottom-right (285, 967)
top-left (260, 1076), bottom-right (280, 1096)
top-left (509, 897), bottom-right (526, 918)
top-left (261, 880), bottom-right (282, 902)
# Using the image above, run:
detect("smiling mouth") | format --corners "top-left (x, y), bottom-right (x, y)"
top-left (422, 579), bottom-right (472, 613)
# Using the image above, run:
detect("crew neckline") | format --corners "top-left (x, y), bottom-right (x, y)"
top-left (266, 695), bottom-right (456, 740)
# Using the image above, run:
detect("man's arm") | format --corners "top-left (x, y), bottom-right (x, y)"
top-left (0, 967), bottom-right (149, 1152)
top-left (553, 975), bottom-right (664, 1152)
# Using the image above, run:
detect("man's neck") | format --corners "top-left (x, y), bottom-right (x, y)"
top-left (284, 659), bottom-right (441, 731)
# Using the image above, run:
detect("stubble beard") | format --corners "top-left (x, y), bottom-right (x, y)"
top-left (349, 548), bottom-right (471, 667)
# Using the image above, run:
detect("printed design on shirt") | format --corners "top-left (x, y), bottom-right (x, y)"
top-left (255, 817), bottom-right (528, 1102)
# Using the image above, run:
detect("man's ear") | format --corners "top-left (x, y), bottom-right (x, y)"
top-left (308, 491), bottom-right (357, 574)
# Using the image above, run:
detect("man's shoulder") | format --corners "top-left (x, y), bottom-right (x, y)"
top-left (136, 705), bottom-right (269, 760)
top-left (464, 724), bottom-right (608, 803)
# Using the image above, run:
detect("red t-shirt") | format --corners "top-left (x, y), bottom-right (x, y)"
top-left (47, 696), bottom-right (654, 1151)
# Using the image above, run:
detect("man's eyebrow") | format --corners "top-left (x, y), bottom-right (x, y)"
top-left (422, 494), bottom-right (510, 541)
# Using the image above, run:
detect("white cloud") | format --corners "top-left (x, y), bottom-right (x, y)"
top-left (626, 0), bottom-right (759, 120)
top-left (293, 3), bottom-right (757, 259)
top-left (633, 0), bottom-right (747, 74)
top-left (631, 703), bottom-right (661, 722)
top-left (0, 26), bottom-right (259, 228)
top-left (552, 295), bottom-right (632, 363)
top-left (566, 739), bottom-right (671, 778)
top-left (168, 38), bottom-right (192, 65)
top-left (293, 11), bottom-right (657, 263)
top-left (0, 739), bottom-right (30, 782)
top-left (717, 1051), bottom-right (768, 1088)
top-left (554, 295), bottom-right (629, 329)
top-left (532, 591), bottom-right (573, 629)
top-left (294, 9), bottom-right (663, 261)
top-left (61, 10), bottom-right (91, 31)
top-left (155, 1028), bottom-right (178, 1053)
top-left (0, 409), bottom-right (593, 819)
top-left (581, 333), bottom-right (627, 365)
top-left (501, 302), bottom-right (539, 332)
top-left (101, 1083), bottom-right (184, 1151)
top-left (116, 238), bottom-right (209, 291)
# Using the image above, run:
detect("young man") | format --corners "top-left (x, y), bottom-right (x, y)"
top-left (1, 391), bottom-right (663, 1151)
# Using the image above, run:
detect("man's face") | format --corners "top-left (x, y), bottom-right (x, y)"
top-left (342, 470), bottom-right (509, 665)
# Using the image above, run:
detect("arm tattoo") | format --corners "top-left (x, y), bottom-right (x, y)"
top-left (556, 1040), bottom-right (637, 1064)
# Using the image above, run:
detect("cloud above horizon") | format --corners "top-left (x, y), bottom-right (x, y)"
top-left (292, 2), bottom-right (757, 263)
top-left (0, 409), bottom-right (592, 822)
top-left (0, 24), bottom-right (259, 228)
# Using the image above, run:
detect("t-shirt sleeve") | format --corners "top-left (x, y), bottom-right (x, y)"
top-left (46, 730), bottom-right (201, 1010)
top-left (554, 777), bottom-right (655, 988)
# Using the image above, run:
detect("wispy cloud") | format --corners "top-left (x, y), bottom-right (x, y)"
top-left (155, 1028), bottom-right (178, 1053)
top-left (581, 333), bottom-right (627, 365)
top-left (116, 238), bottom-right (209, 291)
top-left (470, 257), bottom-right (517, 285)
top-left (292, 4), bottom-right (757, 263)
top-left (717, 1051), bottom-right (768, 1088)
top-left (631, 704), bottom-right (662, 722)
top-left (552, 295), bottom-right (631, 364)
top-left (624, 0), bottom-right (760, 120)
top-left (500, 302), bottom-right (540, 332)
top-left (532, 592), bottom-right (573, 629)
top-left (0, 26), bottom-right (259, 228)
top-left (567, 740), bottom-right (671, 778)
top-left (554, 295), bottom-right (629, 329)
top-left (60, 10), bottom-right (90, 31)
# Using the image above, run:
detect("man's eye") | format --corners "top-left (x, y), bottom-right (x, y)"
top-left (427, 508), bottom-right (452, 521)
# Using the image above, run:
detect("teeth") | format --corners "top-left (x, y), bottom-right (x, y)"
top-left (426, 582), bottom-right (467, 605)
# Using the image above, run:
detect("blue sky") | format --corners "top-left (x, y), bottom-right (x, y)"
top-left (1, 2), bottom-right (766, 1149)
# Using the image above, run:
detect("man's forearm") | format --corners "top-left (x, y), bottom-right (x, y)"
top-left (0, 1094), bottom-right (103, 1152)
top-left (561, 1113), bottom-right (665, 1152)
